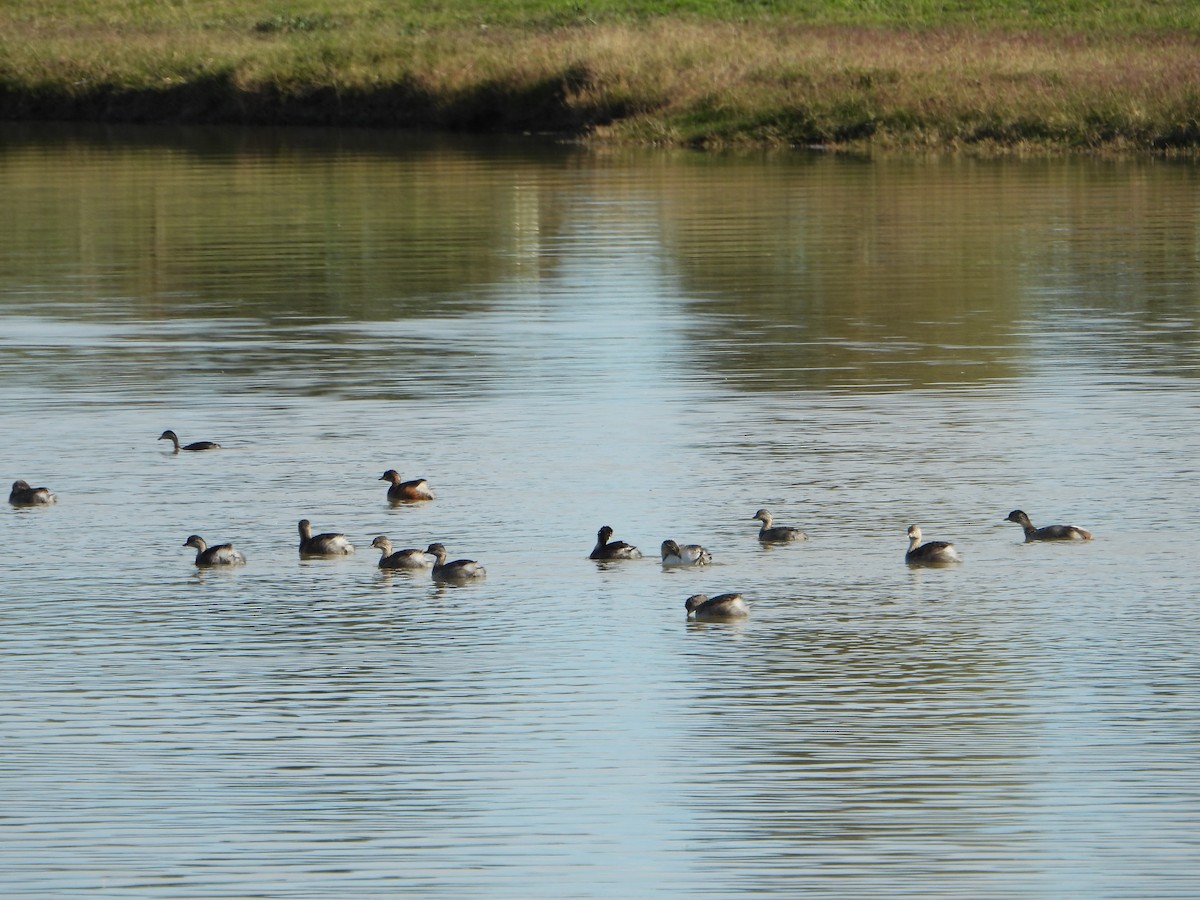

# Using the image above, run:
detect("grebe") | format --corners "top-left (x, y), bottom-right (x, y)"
top-left (427, 543), bottom-right (486, 581)
top-left (370, 536), bottom-right (436, 569)
top-left (159, 430), bottom-right (219, 452)
top-left (685, 593), bottom-right (749, 619)
top-left (661, 539), bottom-right (712, 567)
top-left (1005, 509), bottom-right (1092, 542)
top-left (905, 525), bottom-right (960, 565)
top-left (9, 479), bottom-right (55, 506)
top-left (183, 534), bottom-right (246, 566)
top-left (298, 519), bottom-right (354, 556)
top-left (752, 508), bottom-right (807, 543)
top-left (379, 470), bottom-right (434, 502)
top-left (589, 525), bottom-right (642, 560)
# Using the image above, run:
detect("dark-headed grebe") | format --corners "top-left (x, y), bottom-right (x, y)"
top-left (159, 430), bottom-right (220, 452)
top-left (661, 539), bottom-right (712, 567)
top-left (905, 525), bottom-right (960, 565)
top-left (183, 534), bottom-right (246, 567)
top-left (685, 593), bottom-right (748, 619)
top-left (9, 479), bottom-right (55, 506)
top-left (298, 519), bottom-right (354, 556)
top-left (589, 525), bottom-right (642, 560)
top-left (370, 536), bottom-right (436, 570)
top-left (427, 543), bottom-right (486, 582)
top-left (752, 508), bottom-right (807, 543)
top-left (379, 470), bottom-right (434, 502)
top-left (1005, 509), bottom-right (1093, 542)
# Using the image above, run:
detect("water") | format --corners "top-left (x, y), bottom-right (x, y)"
top-left (2, 124), bottom-right (1199, 897)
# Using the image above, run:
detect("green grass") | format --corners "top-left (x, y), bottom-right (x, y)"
top-left (3, 1), bottom-right (1200, 151)
top-left (8, 0), bottom-right (1200, 31)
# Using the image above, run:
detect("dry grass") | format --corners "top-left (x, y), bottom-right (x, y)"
top-left (2, 11), bottom-right (1199, 151)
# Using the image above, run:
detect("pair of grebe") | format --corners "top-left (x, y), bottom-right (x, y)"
top-left (369, 536), bottom-right (486, 581)
top-left (589, 528), bottom-right (714, 566)
top-left (905, 510), bottom-right (1093, 566)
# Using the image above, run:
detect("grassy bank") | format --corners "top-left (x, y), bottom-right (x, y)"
top-left (3, 1), bottom-right (1200, 151)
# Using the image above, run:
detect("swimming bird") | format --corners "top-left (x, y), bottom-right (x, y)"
top-left (370, 535), bottom-right (436, 570)
top-left (427, 543), bottom-right (486, 582)
top-left (589, 525), bottom-right (642, 560)
top-left (685, 593), bottom-right (749, 619)
top-left (661, 539), bottom-right (712, 567)
top-left (379, 469), bottom-right (434, 502)
top-left (298, 519), bottom-right (354, 556)
top-left (752, 508), bottom-right (807, 543)
top-left (1005, 509), bottom-right (1092, 542)
top-left (9, 479), bottom-right (55, 506)
top-left (159, 430), bottom-right (220, 452)
top-left (183, 534), bottom-right (246, 567)
top-left (905, 525), bottom-right (960, 565)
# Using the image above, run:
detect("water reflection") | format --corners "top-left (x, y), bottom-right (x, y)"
top-left (4, 126), bottom-right (1198, 396)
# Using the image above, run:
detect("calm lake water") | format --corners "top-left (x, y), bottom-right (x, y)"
top-left (2, 123), bottom-right (1199, 897)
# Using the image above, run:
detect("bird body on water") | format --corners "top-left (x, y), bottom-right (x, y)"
top-left (298, 519), bottom-right (354, 556)
top-left (380, 470), bottom-right (434, 502)
top-left (371, 536), bottom-right (436, 569)
top-left (183, 535), bottom-right (246, 567)
top-left (752, 508), bottom-right (807, 543)
top-left (905, 525), bottom-right (960, 565)
top-left (685, 593), bottom-right (749, 619)
top-left (661, 539), bottom-right (712, 566)
top-left (1005, 509), bottom-right (1092, 542)
top-left (9, 479), bottom-right (55, 506)
top-left (159, 430), bottom-right (220, 452)
top-left (590, 525), bottom-right (642, 560)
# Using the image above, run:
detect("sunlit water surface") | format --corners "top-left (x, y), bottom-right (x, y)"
top-left (2, 125), bottom-right (1199, 897)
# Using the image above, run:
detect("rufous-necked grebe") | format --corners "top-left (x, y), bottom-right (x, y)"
top-left (379, 470), bottom-right (434, 502)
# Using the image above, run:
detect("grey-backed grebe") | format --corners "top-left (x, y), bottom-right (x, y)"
top-left (427, 543), bottom-right (486, 581)
top-left (589, 525), bottom-right (642, 560)
top-left (370, 536), bottom-right (436, 569)
top-left (159, 430), bottom-right (220, 452)
top-left (9, 479), bottom-right (55, 506)
top-left (751, 508), bottom-right (807, 543)
top-left (685, 593), bottom-right (748, 619)
top-left (183, 534), bottom-right (246, 566)
top-left (905, 525), bottom-right (960, 565)
top-left (298, 519), bottom-right (354, 556)
top-left (1005, 509), bottom-right (1092, 542)
top-left (661, 539), bottom-right (712, 567)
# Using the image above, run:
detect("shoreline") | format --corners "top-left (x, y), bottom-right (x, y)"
top-left (3, 15), bottom-right (1200, 154)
